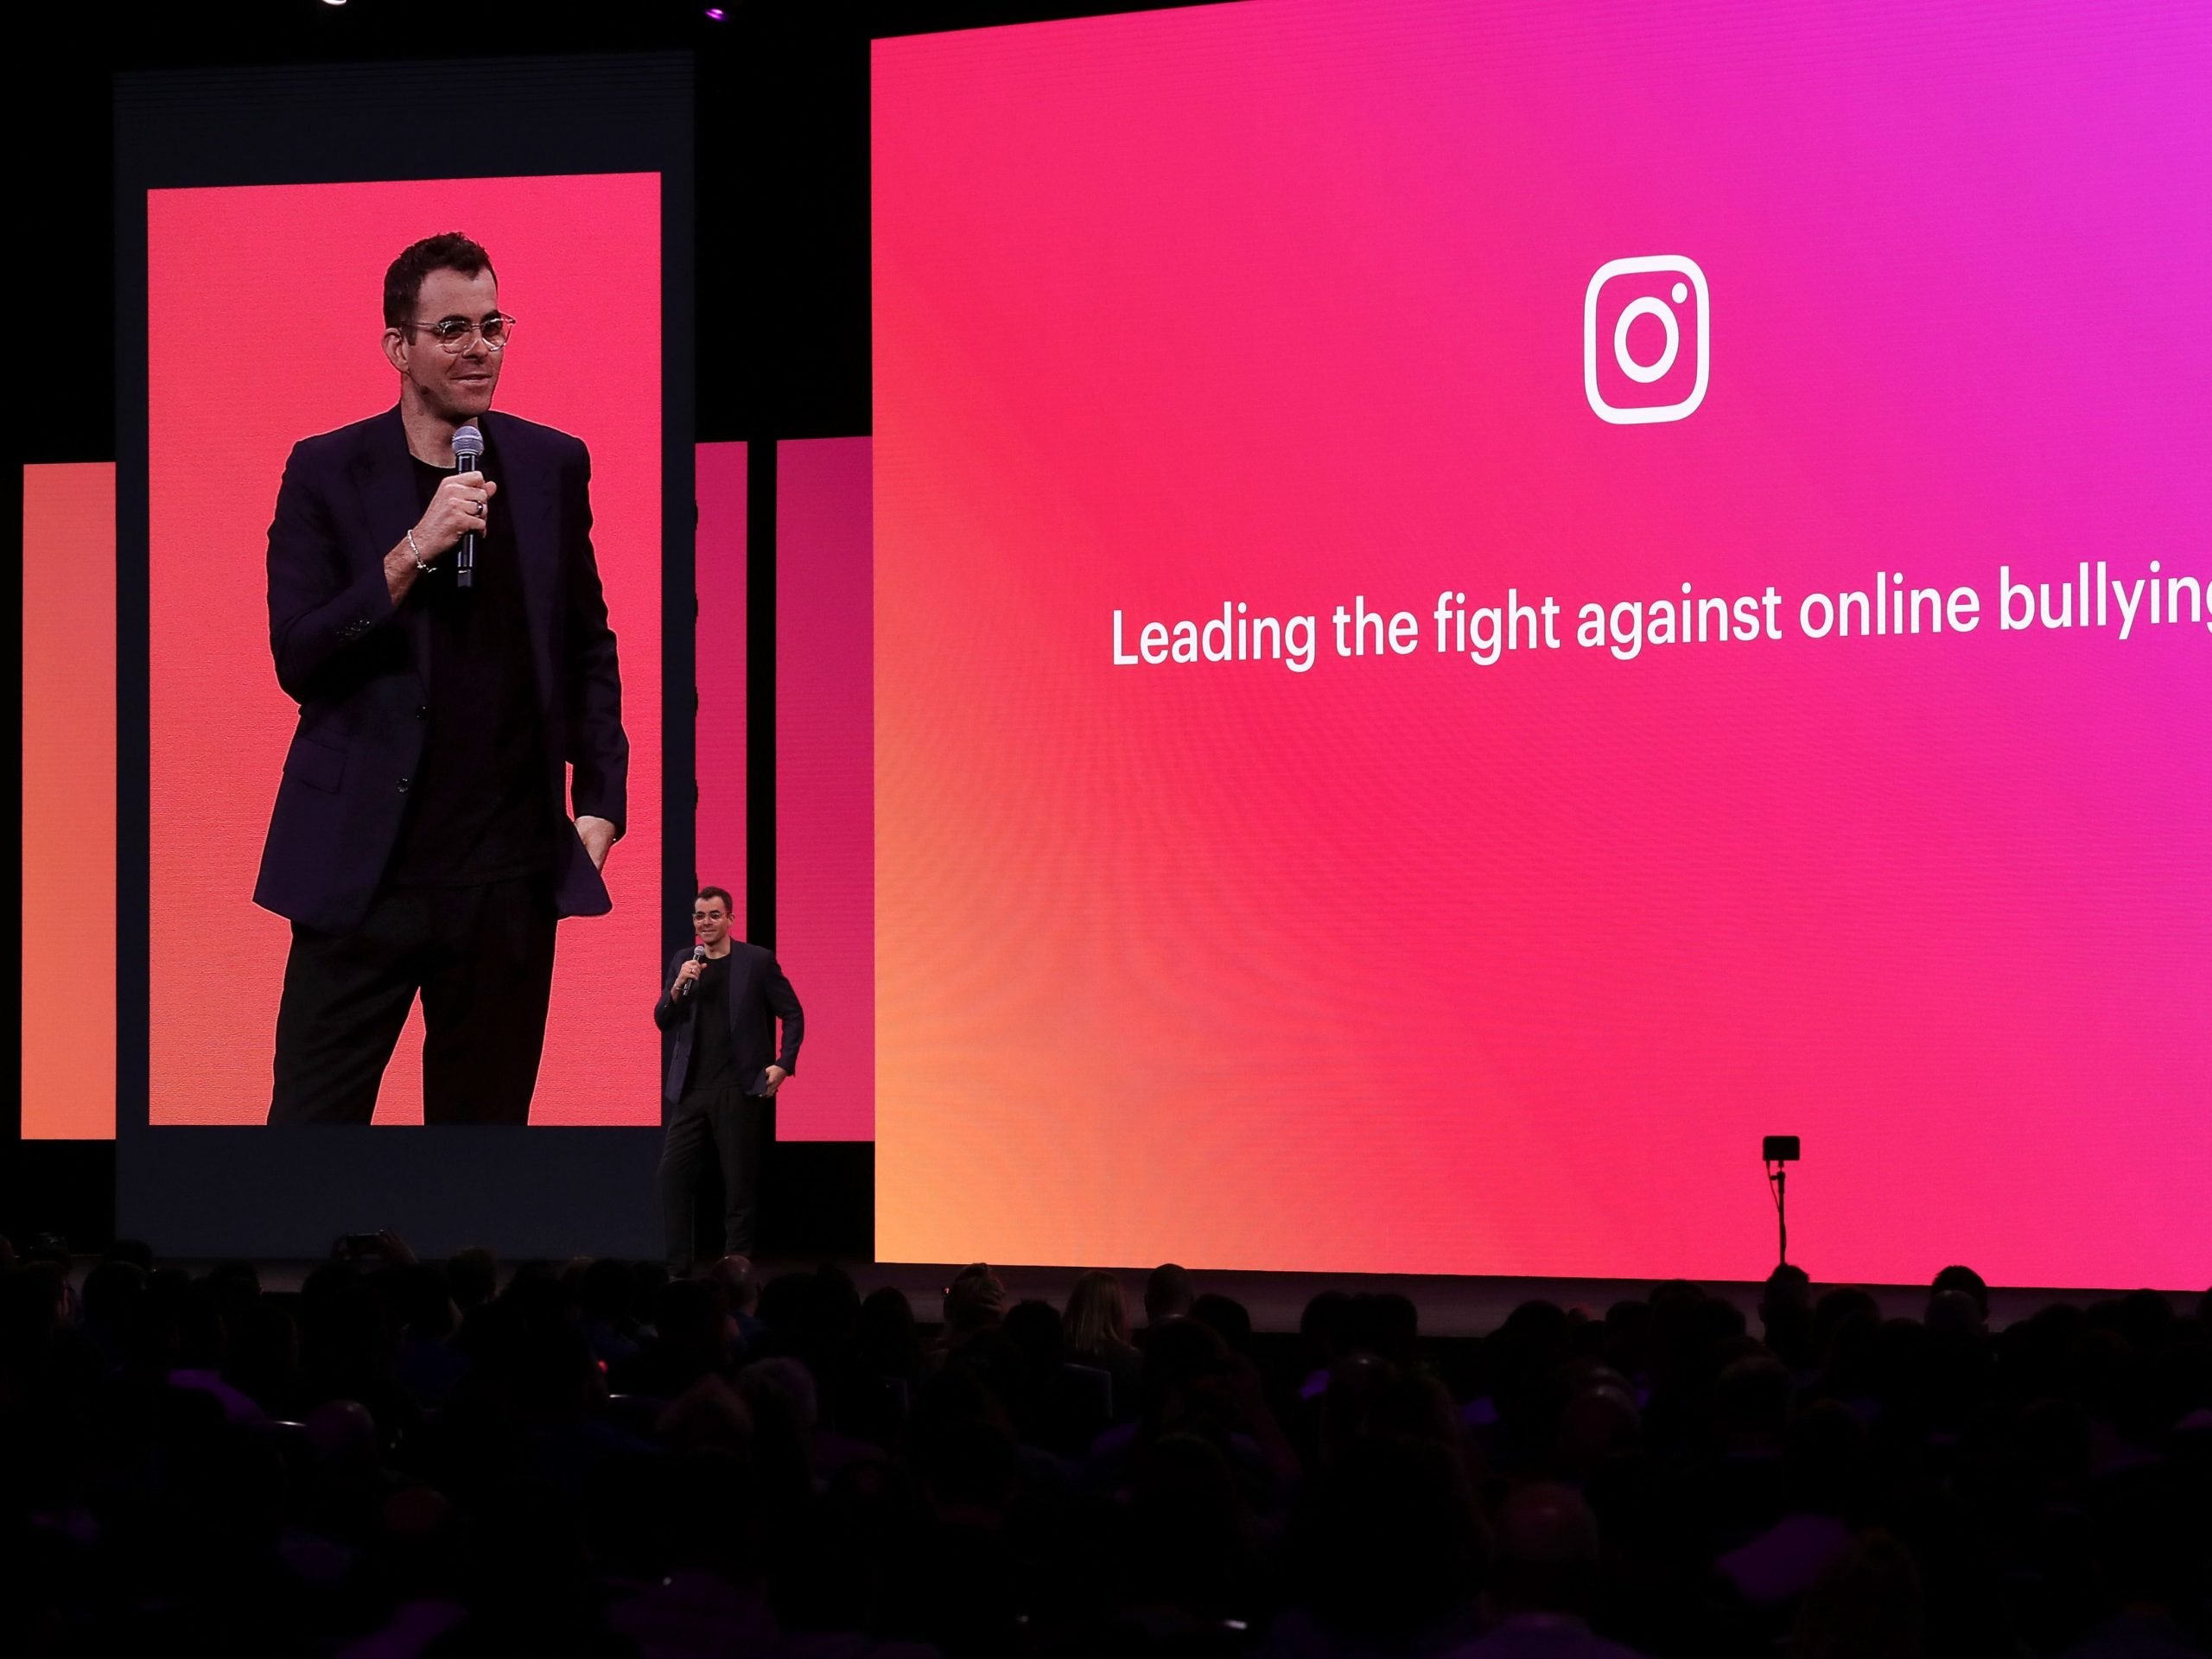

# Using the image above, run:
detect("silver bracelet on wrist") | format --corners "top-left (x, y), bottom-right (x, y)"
top-left (404, 527), bottom-right (431, 573)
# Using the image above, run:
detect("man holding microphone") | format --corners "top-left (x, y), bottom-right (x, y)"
top-left (258, 232), bottom-right (626, 1125)
top-left (655, 887), bottom-right (804, 1272)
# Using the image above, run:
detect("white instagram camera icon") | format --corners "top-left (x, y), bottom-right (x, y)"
top-left (1584, 255), bottom-right (1709, 424)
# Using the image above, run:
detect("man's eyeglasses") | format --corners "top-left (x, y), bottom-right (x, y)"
top-left (399, 314), bottom-right (517, 353)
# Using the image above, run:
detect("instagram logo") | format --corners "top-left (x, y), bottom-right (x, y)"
top-left (1584, 256), bottom-right (1709, 424)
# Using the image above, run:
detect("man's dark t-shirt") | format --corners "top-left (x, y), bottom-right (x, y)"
top-left (684, 955), bottom-right (736, 1098)
top-left (387, 448), bottom-right (557, 887)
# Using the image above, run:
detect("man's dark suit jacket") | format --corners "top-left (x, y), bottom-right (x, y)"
top-left (653, 944), bottom-right (804, 1108)
top-left (254, 406), bottom-right (627, 933)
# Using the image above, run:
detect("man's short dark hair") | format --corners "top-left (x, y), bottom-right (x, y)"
top-left (1144, 1262), bottom-right (1193, 1324)
top-left (696, 886), bottom-right (735, 915)
top-left (1931, 1263), bottom-right (1989, 1318)
top-left (385, 232), bottom-right (496, 329)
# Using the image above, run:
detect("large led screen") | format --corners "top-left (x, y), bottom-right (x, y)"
top-left (873, 0), bottom-right (2211, 1284)
top-left (147, 174), bottom-right (663, 1127)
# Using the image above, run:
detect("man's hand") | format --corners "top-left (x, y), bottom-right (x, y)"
top-left (761, 1065), bottom-right (789, 1096)
top-left (672, 958), bottom-right (703, 997)
top-left (420, 470), bottom-right (497, 556)
top-left (575, 815), bottom-right (617, 870)
top-left (384, 471), bottom-right (499, 604)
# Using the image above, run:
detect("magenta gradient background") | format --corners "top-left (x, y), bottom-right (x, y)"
top-left (778, 440), bottom-right (876, 1141)
top-left (873, 0), bottom-right (2211, 1283)
top-left (696, 442), bottom-right (747, 918)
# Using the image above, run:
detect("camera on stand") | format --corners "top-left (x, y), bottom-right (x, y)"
top-left (1763, 1136), bottom-right (1800, 1268)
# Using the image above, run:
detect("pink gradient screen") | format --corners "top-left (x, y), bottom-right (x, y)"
top-left (696, 441), bottom-right (747, 918)
top-left (148, 175), bottom-right (662, 1126)
top-left (778, 439), bottom-right (875, 1141)
top-left (873, 1), bottom-right (2211, 1284)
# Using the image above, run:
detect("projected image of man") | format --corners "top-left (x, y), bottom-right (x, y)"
top-left (258, 232), bottom-right (627, 1125)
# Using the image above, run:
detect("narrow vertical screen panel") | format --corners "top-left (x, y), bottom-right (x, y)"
top-left (23, 463), bottom-right (118, 1140)
top-left (145, 174), bottom-right (662, 1126)
top-left (695, 441), bottom-right (747, 921)
top-left (775, 439), bottom-right (874, 1141)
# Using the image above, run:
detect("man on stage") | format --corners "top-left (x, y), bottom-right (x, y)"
top-left (656, 887), bottom-right (804, 1272)
top-left (258, 232), bottom-right (627, 1125)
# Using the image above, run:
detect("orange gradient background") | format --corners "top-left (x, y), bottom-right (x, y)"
top-left (146, 175), bottom-right (662, 1126)
top-left (22, 464), bottom-right (118, 1139)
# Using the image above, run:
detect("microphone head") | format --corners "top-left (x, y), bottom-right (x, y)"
top-left (693, 944), bottom-right (708, 961)
top-left (451, 423), bottom-right (485, 462)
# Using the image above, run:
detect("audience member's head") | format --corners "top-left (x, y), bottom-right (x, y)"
top-left (446, 1247), bottom-right (498, 1312)
top-left (1128, 1432), bottom-right (1251, 1619)
top-left (1784, 1399), bottom-right (1870, 1517)
top-left (651, 1277), bottom-right (734, 1382)
top-left (1003, 1298), bottom-right (1066, 1369)
top-left (1189, 1293), bottom-right (1254, 1357)
top-left (699, 1254), bottom-right (758, 1313)
top-left (1813, 1288), bottom-right (1881, 1392)
top-left (738, 1353), bottom-right (820, 1439)
top-left (1601, 1298), bottom-right (1651, 1376)
top-left (1300, 1289), bottom-right (1351, 1372)
top-left (1065, 1269), bottom-right (1133, 1354)
top-left (943, 1264), bottom-right (1007, 1339)
top-left (855, 1284), bottom-right (924, 1383)
top-left (204, 1260), bottom-right (262, 1316)
top-left (0, 1264), bottom-right (66, 1359)
top-left (1342, 1291), bottom-right (1420, 1367)
top-left (392, 1262), bottom-right (458, 1341)
top-left (1926, 1287), bottom-right (1984, 1343)
top-left (1299, 1434), bottom-right (1484, 1638)
top-left (1760, 1265), bottom-right (1814, 1318)
top-left (1137, 1316), bottom-right (1234, 1434)
top-left (912, 1366), bottom-right (1021, 1520)
top-left (577, 1256), bottom-right (634, 1327)
top-left (1713, 1353), bottom-right (1794, 1452)
top-left (1787, 1529), bottom-right (1923, 1659)
top-left (1930, 1264), bottom-right (1989, 1321)
top-left (1764, 1262), bottom-right (1812, 1310)
top-left (1491, 1480), bottom-right (1604, 1619)
top-left (1145, 1262), bottom-right (1195, 1326)
top-left (1553, 1375), bottom-right (1641, 1482)
top-left (1761, 1263), bottom-right (1816, 1367)
top-left (629, 1259), bottom-right (670, 1322)
top-left (2085, 1459), bottom-right (2203, 1625)
top-left (104, 1239), bottom-right (156, 1273)
top-left (79, 1259), bottom-right (147, 1355)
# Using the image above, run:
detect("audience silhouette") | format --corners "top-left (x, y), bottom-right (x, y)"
top-left (1, 1236), bottom-right (2205, 1656)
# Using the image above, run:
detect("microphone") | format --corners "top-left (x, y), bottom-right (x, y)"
top-left (676, 943), bottom-right (707, 999)
top-left (451, 423), bottom-right (485, 590)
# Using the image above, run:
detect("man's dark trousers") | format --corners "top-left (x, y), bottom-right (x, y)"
top-left (659, 1084), bottom-right (774, 1269)
top-left (269, 874), bottom-right (556, 1125)
top-left (652, 942), bottom-right (804, 1271)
